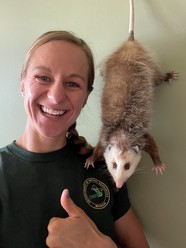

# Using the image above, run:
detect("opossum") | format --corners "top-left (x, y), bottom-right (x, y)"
top-left (85, 0), bottom-right (178, 189)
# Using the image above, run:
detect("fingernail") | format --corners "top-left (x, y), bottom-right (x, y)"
top-left (66, 189), bottom-right (70, 198)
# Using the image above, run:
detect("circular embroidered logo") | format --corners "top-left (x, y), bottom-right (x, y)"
top-left (83, 177), bottom-right (110, 209)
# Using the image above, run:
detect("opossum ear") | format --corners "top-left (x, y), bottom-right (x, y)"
top-left (132, 146), bottom-right (140, 154)
top-left (108, 144), bottom-right (113, 151)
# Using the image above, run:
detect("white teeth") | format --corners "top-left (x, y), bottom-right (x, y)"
top-left (41, 106), bottom-right (65, 116)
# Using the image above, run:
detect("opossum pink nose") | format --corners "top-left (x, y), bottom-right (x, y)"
top-left (116, 181), bottom-right (124, 189)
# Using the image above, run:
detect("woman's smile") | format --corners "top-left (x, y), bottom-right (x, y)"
top-left (40, 105), bottom-right (66, 117)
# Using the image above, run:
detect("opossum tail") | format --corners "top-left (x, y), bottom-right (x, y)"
top-left (128, 0), bottom-right (135, 41)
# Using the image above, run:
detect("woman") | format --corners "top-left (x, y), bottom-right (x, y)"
top-left (0, 31), bottom-right (149, 247)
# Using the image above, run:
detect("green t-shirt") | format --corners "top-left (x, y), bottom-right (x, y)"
top-left (0, 141), bottom-right (130, 248)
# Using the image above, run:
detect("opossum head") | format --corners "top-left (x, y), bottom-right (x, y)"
top-left (104, 144), bottom-right (141, 188)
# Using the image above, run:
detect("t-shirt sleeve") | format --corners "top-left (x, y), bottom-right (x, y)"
top-left (111, 184), bottom-right (131, 221)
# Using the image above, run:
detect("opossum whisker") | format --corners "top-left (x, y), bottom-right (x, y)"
top-left (97, 167), bottom-right (110, 176)
top-left (133, 167), bottom-right (148, 175)
top-left (133, 170), bottom-right (148, 175)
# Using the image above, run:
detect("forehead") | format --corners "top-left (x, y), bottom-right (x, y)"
top-left (112, 147), bottom-right (133, 161)
top-left (29, 40), bottom-right (89, 73)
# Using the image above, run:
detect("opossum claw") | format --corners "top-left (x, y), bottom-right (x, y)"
top-left (166, 70), bottom-right (179, 84)
top-left (171, 70), bottom-right (179, 80)
top-left (152, 163), bottom-right (166, 175)
top-left (84, 160), bottom-right (95, 169)
top-left (96, 67), bottom-right (104, 77)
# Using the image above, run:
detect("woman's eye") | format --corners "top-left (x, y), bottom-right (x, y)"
top-left (66, 81), bottom-right (79, 88)
top-left (35, 75), bottom-right (50, 83)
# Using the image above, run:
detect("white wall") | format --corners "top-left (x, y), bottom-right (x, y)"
top-left (0, 1), bottom-right (185, 247)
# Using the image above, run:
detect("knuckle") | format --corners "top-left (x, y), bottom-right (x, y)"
top-left (48, 217), bottom-right (59, 232)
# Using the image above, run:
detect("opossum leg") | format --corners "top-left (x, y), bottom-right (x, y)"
top-left (84, 142), bottom-right (104, 169)
top-left (154, 70), bottom-right (178, 86)
top-left (143, 132), bottom-right (166, 175)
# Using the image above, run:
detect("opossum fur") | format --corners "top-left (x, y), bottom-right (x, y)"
top-left (85, 0), bottom-right (178, 188)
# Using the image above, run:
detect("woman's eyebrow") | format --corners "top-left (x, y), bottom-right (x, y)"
top-left (69, 73), bottom-right (86, 82)
top-left (33, 65), bottom-right (52, 73)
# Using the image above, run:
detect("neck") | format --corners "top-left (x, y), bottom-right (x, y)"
top-left (16, 128), bottom-right (67, 153)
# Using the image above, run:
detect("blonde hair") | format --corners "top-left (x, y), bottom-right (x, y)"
top-left (22, 30), bottom-right (95, 155)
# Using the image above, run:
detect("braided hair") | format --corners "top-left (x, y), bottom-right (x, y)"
top-left (67, 123), bottom-right (93, 155)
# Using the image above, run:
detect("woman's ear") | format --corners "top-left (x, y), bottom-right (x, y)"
top-left (83, 99), bottom-right (87, 107)
top-left (83, 84), bottom-right (93, 107)
top-left (82, 94), bottom-right (89, 108)
top-left (20, 73), bottom-right (25, 96)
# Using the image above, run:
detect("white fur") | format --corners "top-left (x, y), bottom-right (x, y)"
top-left (104, 144), bottom-right (141, 188)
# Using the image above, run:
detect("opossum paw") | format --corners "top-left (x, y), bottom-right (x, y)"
top-left (152, 163), bottom-right (166, 175)
top-left (84, 160), bottom-right (95, 169)
top-left (96, 67), bottom-right (104, 77)
top-left (167, 70), bottom-right (179, 83)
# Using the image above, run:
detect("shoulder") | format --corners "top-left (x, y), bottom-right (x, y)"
top-left (112, 184), bottom-right (131, 221)
top-left (0, 143), bottom-right (13, 162)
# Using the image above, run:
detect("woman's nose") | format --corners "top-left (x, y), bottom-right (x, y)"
top-left (47, 82), bottom-right (66, 104)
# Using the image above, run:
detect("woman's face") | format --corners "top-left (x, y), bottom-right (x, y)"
top-left (21, 40), bottom-right (89, 140)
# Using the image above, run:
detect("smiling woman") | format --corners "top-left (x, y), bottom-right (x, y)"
top-left (19, 39), bottom-right (90, 151)
top-left (0, 30), bottom-right (149, 248)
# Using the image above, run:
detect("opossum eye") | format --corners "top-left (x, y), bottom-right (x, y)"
top-left (108, 144), bottom-right (112, 151)
top-left (124, 163), bottom-right (130, 170)
top-left (112, 162), bottom-right (117, 169)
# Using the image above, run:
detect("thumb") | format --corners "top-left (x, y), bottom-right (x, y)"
top-left (60, 189), bottom-right (81, 218)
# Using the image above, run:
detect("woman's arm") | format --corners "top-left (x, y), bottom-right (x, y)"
top-left (114, 208), bottom-right (150, 248)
